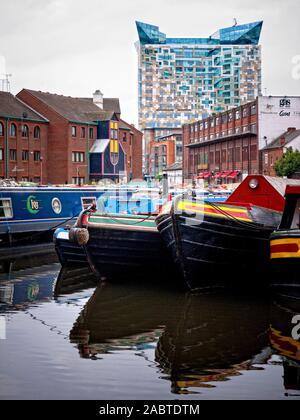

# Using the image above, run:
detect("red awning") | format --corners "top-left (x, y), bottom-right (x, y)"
top-left (220, 171), bottom-right (232, 178)
top-left (197, 172), bottom-right (204, 179)
top-left (227, 170), bottom-right (240, 179)
top-left (213, 172), bottom-right (222, 178)
top-left (203, 171), bottom-right (211, 179)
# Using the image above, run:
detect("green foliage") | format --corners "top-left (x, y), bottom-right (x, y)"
top-left (274, 148), bottom-right (300, 177)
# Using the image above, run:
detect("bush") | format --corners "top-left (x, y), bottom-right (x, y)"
top-left (274, 148), bottom-right (300, 177)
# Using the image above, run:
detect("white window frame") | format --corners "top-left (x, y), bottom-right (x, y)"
top-left (0, 198), bottom-right (13, 219)
top-left (81, 197), bottom-right (97, 211)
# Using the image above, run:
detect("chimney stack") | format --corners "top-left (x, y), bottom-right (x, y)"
top-left (93, 90), bottom-right (103, 109)
top-left (287, 127), bottom-right (296, 132)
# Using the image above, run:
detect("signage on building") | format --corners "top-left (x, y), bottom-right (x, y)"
top-left (279, 99), bottom-right (291, 108)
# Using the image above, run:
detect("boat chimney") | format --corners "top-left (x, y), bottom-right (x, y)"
top-left (93, 90), bottom-right (103, 109)
top-left (162, 172), bottom-right (168, 198)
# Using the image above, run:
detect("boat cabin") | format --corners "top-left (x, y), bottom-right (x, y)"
top-left (279, 186), bottom-right (300, 230)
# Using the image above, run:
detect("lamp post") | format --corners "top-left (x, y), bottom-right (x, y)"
top-left (40, 156), bottom-right (43, 185)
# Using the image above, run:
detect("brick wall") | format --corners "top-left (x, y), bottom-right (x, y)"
top-left (0, 116), bottom-right (48, 182)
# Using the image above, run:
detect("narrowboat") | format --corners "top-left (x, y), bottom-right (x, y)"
top-left (156, 176), bottom-right (285, 290)
top-left (270, 185), bottom-right (300, 298)
top-left (67, 206), bottom-right (179, 281)
top-left (0, 184), bottom-right (108, 246)
top-left (0, 184), bottom-right (162, 249)
top-left (53, 192), bottom-right (231, 273)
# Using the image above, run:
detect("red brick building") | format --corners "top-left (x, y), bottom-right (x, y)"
top-left (262, 128), bottom-right (300, 176)
top-left (149, 133), bottom-right (182, 177)
top-left (16, 89), bottom-right (142, 184)
top-left (183, 96), bottom-right (300, 184)
top-left (119, 120), bottom-right (143, 180)
top-left (0, 92), bottom-right (49, 183)
top-left (183, 100), bottom-right (258, 183)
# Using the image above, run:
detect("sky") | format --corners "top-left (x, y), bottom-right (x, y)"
top-left (0, 0), bottom-right (300, 126)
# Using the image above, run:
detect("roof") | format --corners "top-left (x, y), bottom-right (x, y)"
top-left (89, 139), bottom-right (110, 154)
top-left (136, 20), bottom-right (263, 46)
top-left (21, 90), bottom-right (119, 124)
top-left (119, 119), bottom-right (142, 134)
top-left (156, 132), bottom-right (182, 141)
top-left (262, 129), bottom-right (300, 150)
top-left (103, 98), bottom-right (121, 115)
top-left (166, 162), bottom-right (182, 171)
top-left (264, 176), bottom-right (300, 197)
top-left (0, 92), bottom-right (48, 122)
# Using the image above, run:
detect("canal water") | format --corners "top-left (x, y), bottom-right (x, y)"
top-left (0, 261), bottom-right (299, 400)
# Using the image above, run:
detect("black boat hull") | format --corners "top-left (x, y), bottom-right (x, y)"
top-left (85, 225), bottom-right (177, 282)
top-left (156, 199), bottom-right (281, 290)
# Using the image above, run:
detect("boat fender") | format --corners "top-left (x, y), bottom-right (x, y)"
top-left (69, 227), bottom-right (89, 246)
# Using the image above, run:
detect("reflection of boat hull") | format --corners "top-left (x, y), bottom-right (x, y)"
top-left (85, 214), bottom-right (177, 281)
top-left (156, 293), bottom-right (269, 392)
top-left (156, 198), bottom-right (281, 290)
top-left (69, 283), bottom-right (183, 357)
top-left (270, 301), bottom-right (300, 391)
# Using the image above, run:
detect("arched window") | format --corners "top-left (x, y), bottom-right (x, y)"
top-left (21, 124), bottom-right (29, 138)
top-left (34, 126), bottom-right (40, 139)
top-left (0, 122), bottom-right (4, 136)
top-left (10, 123), bottom-right (17, 137)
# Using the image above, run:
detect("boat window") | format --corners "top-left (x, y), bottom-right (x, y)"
top-left (81, 197), bottom-right (97, 210)
top-left (291, 198), bottom-right (300, 229)
top-left (0, 198), bottom-right (13, 219)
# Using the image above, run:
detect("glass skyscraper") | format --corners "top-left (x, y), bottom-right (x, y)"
top-left (135, 21), bottom-right (263, 173)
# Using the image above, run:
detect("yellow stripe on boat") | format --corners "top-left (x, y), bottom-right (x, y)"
top-left (177, 201), bottom-right (252, 222)
top-left (270, 237), bottom-right (300, 259)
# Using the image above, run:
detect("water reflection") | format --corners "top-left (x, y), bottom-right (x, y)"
top-left (0, 264), bottom-right (59, 312)
top-left (270, 297), bottom-right (300, 395)
top-left (1, 263), bottom-right (300, 398)
top-left (66, 272), bottom-right (272, 394)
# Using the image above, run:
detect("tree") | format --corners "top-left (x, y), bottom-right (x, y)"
top-left (274, 148), bottom-right (300, 177)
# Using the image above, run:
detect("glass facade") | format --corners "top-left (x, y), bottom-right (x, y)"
top-left (136, 21), bottom-right (262, 135)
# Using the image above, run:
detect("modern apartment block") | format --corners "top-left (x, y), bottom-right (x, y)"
top-left (135, 20), bottom-right (263, 174)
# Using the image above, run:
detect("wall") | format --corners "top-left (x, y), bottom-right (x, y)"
top-left (258, 96), bottom-right (300, 150)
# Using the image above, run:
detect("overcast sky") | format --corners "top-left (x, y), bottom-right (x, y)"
top-left (0, 0), bottom-right (299, 125)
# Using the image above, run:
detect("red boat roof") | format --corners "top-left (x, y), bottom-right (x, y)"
top-left (226, 175), bottom-right (288, 212)
top-left (286, 185), bottom-right (300, 196)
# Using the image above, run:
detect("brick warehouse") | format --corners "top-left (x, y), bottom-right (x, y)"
top-left (183, 96), bottom-right (300, 183)
top-left (14, 89), bottom-right (142, 184)
top-left (0, 92), bottom-right (49, 183)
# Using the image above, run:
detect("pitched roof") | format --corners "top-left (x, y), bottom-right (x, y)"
top-left (262, 129), bottom-right (300, 150)
top-left (166, 162), bottom-right (182, 171)
top-left (103, 98), bottom-right (121, 114)
top-left (0, 91), bottom-right (48, 121)
top-left (22, 89), bottom-right (119, 123)
top-left (89, 139), bottom-right (110, 154)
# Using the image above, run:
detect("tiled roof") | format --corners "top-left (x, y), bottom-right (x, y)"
top-left (0, 92), bottom-right (48, 121)
top-left (166, 162), bottom-right (182, 171)
top-left (21, 90), bottom-right (119, 123)
top-left (103, 98), bottom-right (121, 114)
top-left (263, 129), bottom-right (300, 150)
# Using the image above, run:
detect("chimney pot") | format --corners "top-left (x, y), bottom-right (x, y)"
top-left (93, 90), bottom-right (104, 109)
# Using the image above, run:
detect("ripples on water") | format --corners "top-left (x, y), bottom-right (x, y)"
top-left (0, 262), bottom-right (299, 400)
